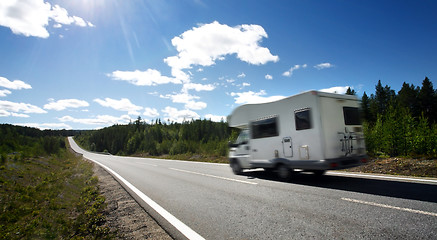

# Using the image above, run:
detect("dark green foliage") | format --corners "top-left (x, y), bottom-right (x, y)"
top-left (0, 124), bottom-right (80, 157)
top-left (75, 119), bottom-right (236, 158)
top-left (363, 77), bottom-right (437, 157)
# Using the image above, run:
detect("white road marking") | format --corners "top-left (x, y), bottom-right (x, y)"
top-left (136, 162), bottom-right (158, 167)
top-left (86, 160), bottom-right (205, 240)
top-left (170, 168), bottom-right (258, 185)
top-left (341, 197), bottom-right (437, 217)
top-left (329, 171), bottom-right (437, 184)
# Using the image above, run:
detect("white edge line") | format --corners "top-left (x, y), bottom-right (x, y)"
top-left (89, 159), bottom-right (205, 240)
top-left (329, 171), bottom-right (437, 184)
top-left (341, 197), bottom-right (437, 217)
top-left (170, 168), bottom-right (258, 185)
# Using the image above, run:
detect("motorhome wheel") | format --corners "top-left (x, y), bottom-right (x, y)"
top-left (231, 160), bottom-right (242, 175)
top-left (313, 170), bottom-right (326, 176)
top-left (277, 164), bottom-right (291, 180)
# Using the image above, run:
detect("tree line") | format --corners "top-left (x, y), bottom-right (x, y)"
top-left (0, 124), bottom-right (81, 159)
top-left (74, 118), bottom-right (238, 157)
top-left (357, 77), bottom-right (437, 157)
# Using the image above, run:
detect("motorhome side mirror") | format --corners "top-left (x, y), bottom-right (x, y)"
top-left (228, 141), bottom-right (238, 148)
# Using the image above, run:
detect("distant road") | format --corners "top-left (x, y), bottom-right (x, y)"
top-left (68, 137), bottom-right (437, 239)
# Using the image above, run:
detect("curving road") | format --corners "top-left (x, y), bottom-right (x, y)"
top-left (68, 137), bottom-right (437, 239)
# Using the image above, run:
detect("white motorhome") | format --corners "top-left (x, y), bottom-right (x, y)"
top-left (228, 90), bottom-right (367, 179)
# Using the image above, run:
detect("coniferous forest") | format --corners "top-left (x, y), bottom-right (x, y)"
top-left (75, 77), bottom-right (436, 159)
top-left (74, 118), bottom-right (237, 159)
top-left (360, 77), bottom-right (437, 157)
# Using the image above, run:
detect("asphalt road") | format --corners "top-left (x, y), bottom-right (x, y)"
top-left (68, 137), bottom-right (437, 239)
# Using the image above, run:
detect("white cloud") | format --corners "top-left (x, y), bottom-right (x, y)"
top-left (182, 82), bottom-right (215, 92)
top-left (94, 98), bottom-right (143, 115)
top-left (265, 74), bottom-right (273, 80)
top-left (109, 69), bottom-right (181, 86)
top-left (230, 90), bottom-right (285, 105)
top-left (0, 100), bottom-right (47, 117)
top-left (237, 73), bottom-right (246, 78)
top-left (0, 110), bottom-right (30, 118)
top-left (160, 92), bottom-right (207, 110)
top-left (0, 0), bottom-right (94, 38)
top-left (160, 92), bottom-right (199, 104)
top-left (315, 62), bottom-right (334, 70)
top-left (0, 89), bottom-right (12, 97)
top-left (319, 86), bottom-right (349, 94)
top-left (162, 106), bottom-right (200, 123)
top-left (282, 64), bottom-right (307, 77)
top-left (185, 101), bottom-right (207, 110)
top-left (143, 107), bottom-right (159, 118)
top-left (50, 4), bottom-right (92, 27)
top-left (204, 114), bottom-right (226, 122)
top-left (164, 21), bottom-right (279, 81)
top-left (58, 114), bottom-right (132, 126)
top-left (0, 110), bottom-right (10, 117)
top-left (0, 76), bottom-right (32, 90)
top-left (43, 98), bottom-right (89, 111)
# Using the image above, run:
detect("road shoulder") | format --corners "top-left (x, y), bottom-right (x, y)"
top-left (92, 162), bottom-right (172, 240)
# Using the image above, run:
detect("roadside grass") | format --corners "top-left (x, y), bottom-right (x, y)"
top-left (0, 148), bottom-right (115, 239)
top-left (347, 157), bottom-right (437, 178)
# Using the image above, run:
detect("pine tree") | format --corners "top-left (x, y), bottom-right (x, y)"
top-left (361, 92), bottom-right (372, 123)
top-left (418, 77), bottom-right (436, 123)
top-left (398, 82), bottom-right (420, 118)
top-left (375, 80), bottom-right (395, 115)
top-left (346, 87), bottom-right (356, 95)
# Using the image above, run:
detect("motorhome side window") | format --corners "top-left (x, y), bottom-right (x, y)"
top-left (251, 117), bottom-right (279, 139)
top-left (295, 108), bottom-right (311, 130)
top-left (343, 107), bottom-right (361, 125)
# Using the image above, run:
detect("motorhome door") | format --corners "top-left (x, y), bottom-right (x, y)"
top-left (282, 137), bottom-right (293, 157)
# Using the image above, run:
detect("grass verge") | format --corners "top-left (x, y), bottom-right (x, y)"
top-left (0, 149), bottom-right (115, 239)
top-left (346, 157), bottom-right (437, 178)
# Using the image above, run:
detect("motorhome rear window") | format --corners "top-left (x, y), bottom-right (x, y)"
top-left (343, 107), bottom-right (361, 125)
top-left (295, 108), bottom-right (311, 130)
top-left (251, 117), bottom-right (279, 139)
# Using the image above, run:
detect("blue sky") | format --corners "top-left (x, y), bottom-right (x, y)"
top-left (0, 0), bottom-right (436, 129)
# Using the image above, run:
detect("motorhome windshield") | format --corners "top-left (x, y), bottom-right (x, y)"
top-left (343, 107), bottom-right (361, 125)
top-left (236, 129), bottom-right (249, 144)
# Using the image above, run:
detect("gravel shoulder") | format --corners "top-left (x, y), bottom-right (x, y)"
top-left (92, 162), bottom-right (173, 240)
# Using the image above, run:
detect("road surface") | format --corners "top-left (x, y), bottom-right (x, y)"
top-left (68, 137), bottom-right (437, 239)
